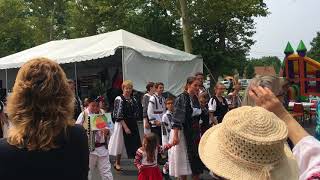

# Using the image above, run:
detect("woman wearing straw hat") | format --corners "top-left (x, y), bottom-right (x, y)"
top-left (242, 75), bottom-right (295, 149)
top-left (169, 76), bottom-right (204, 180)
top-left (250, 86), bottom-right (320, 180)
top-left (199, 106), bottom-right (299, 180)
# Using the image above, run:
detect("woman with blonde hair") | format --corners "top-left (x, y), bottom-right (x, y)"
top-left (108, 80), bottom-right (142, 171)
top-left (208, 82), bottom-right (229, 125)
top-left (0, 58), bottom-right (89, 180)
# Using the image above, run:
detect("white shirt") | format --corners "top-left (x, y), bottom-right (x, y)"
top-left (147, 93), bottom-right (165, 126)
top-left (208, 98), bottom-right (217, 112)
top-left (76, 109), bottom-right (110, 157)
top-left (293, 136), bottom-right (320, 180)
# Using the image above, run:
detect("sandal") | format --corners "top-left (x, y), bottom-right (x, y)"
top-left (114, 164), bottom-right (123, 171)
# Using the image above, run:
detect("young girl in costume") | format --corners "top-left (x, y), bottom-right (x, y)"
top-left (134, 133), bottom-right (173, 180)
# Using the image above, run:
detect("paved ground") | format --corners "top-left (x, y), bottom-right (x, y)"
top-left (92, 121), bottom-right (213, 180)
top-left (92, 118), bottom-right (317, 180)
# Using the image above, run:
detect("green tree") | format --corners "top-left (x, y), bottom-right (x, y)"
top-left (308, 32), bottom-right (320, 62)
top-left (246, 63), bottom-right (255, 78)
top-left (250, 56), bottom-right (281, 75)
top-left (190, 0), bottom-right (268, 79)
top-left (0, 0), bottom-right (35, 57)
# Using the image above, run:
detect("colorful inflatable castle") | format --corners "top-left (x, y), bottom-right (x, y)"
top-left (281, 40), bottom-right (320, 140)
top-left (281, 40), bottom-right (320, 99)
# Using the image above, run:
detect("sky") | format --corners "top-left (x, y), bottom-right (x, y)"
top-left (249, 0), bottom-right (320, 60)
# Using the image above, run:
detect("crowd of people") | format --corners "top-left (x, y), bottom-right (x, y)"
top-left (0, 57), bottom-right (320, 180)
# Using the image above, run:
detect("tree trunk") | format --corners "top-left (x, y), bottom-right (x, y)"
top-left (179, 0), bottom-right (192, 53)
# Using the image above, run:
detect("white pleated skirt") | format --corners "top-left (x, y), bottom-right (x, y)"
top-left (108, 122), bottom-right (127, 158)
top-left (168, 130), bottom-right (192, 177)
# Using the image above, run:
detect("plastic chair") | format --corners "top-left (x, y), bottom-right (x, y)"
top-left (291, 103), bottom-right (305, 123)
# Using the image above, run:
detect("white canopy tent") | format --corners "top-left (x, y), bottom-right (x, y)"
top-left (0, 29), bottom-right (202, 96)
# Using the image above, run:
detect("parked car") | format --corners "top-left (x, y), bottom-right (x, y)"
top-left (220, 80), bottom-right (231, 89)
top-left (240, 79), bottom-right (251, 89)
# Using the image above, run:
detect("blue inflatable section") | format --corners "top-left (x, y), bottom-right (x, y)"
top-left (316, 101), bottom-right (320, 140)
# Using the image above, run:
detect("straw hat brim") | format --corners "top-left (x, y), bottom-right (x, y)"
top-left (199, 124), bottom-right (299, 180)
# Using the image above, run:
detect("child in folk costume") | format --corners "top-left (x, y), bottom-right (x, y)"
top-left (134, 133), bottom-right (173, 180)
top-left (161, 97), bottom-right (175, 177)
top-left (76, 97), bottom-right (113, 180)
top-left (147, 82), bottom-right (166, 144)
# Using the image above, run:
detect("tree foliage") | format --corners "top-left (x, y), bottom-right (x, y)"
top-left (245, 63), bottom-right (255, 79)
top-left (0, 0), bottom-right (268, 80)
top-left (308, 32), bottom-right (320, 62)
top-left (0, 0), bottom-right (35, 57)
top-left (249, 56), bottom-right (281, 75)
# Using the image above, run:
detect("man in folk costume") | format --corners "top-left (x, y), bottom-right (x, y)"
top-left (142, 82), bottom-right (155, 135)
top-left (76, 97), bottom-right (113, 180)
top-left (147, 82), bottom-right (166, 144)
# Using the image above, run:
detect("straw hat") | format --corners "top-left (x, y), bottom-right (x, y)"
top-left (199, 106), bottom-right (298, 180)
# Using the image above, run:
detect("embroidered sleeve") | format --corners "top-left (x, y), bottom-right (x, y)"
top-left (162, 97), bottom-right (166, 114)
top-left (172, 95), bottom-right (186, 129)
top-left (112, 97), bottom-right (124, 122)
top-left (142, 95), bottom-right (150, 118)
top-left (158, 144), bottom-right (173, 154)
top-left (208, 98), bottom-right (217, 112)
top-left (134, 148), bottom-right (143, 171)
top-left (147, 96), bottom-right (157, 123)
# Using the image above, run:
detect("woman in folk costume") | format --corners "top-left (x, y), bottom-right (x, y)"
top-left (109, 80), bottom-right (142, 171)
top-left (169, 76), bottom-right (204, 180)
top-left (76, 97), bottom-right (113, 180)
top-left (208, 82), bottom-right (229, 125)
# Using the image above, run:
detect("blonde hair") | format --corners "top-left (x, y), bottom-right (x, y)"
top-left (122, 80), bottom-right (133, 89)
top-left (6, 58), bottom-right (74, 151)
top-left (242, 75), bottom-right (281, 106)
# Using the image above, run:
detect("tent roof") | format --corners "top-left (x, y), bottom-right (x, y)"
top-left (0, 29), bottom-right (200, 69)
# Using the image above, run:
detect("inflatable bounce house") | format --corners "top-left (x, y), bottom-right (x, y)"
top-left (281, 40), bottom-right (320, 140)
top-left (281, 40), bottom-right (320, 100)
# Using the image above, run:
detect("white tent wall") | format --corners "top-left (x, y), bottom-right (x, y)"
top-left (123, 48), bottom-right (203, 96)
top-left (167, 58), bottom-right (203, 95)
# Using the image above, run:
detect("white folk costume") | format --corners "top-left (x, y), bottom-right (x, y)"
top-left (161, 110), bottom-right (173, 145)
top-left (169, 92), bottom-right (204, 177)
top-left (142, 93), bottom-right (152, 135)
top-left (147, 93), bottom-right (166, 144)
top-left (208, 96), bottom-right (229, 124)
top-left (76, 109), bottom-right (113, 180)
top-left (108, 95), bottom-right (141, 159)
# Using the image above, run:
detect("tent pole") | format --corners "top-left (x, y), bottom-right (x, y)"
top-left (74, 63), bottom-right (78, 96)
top-left (122, 47), bottom-right (124, 81)
top-left (5, 69), bottom-right (8, 95)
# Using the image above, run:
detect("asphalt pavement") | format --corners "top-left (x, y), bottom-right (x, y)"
top-left (91, 121), bottom-right (213, 180)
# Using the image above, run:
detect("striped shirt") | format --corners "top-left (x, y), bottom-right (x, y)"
top-left (134, 144), bottom-right (172, 171)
